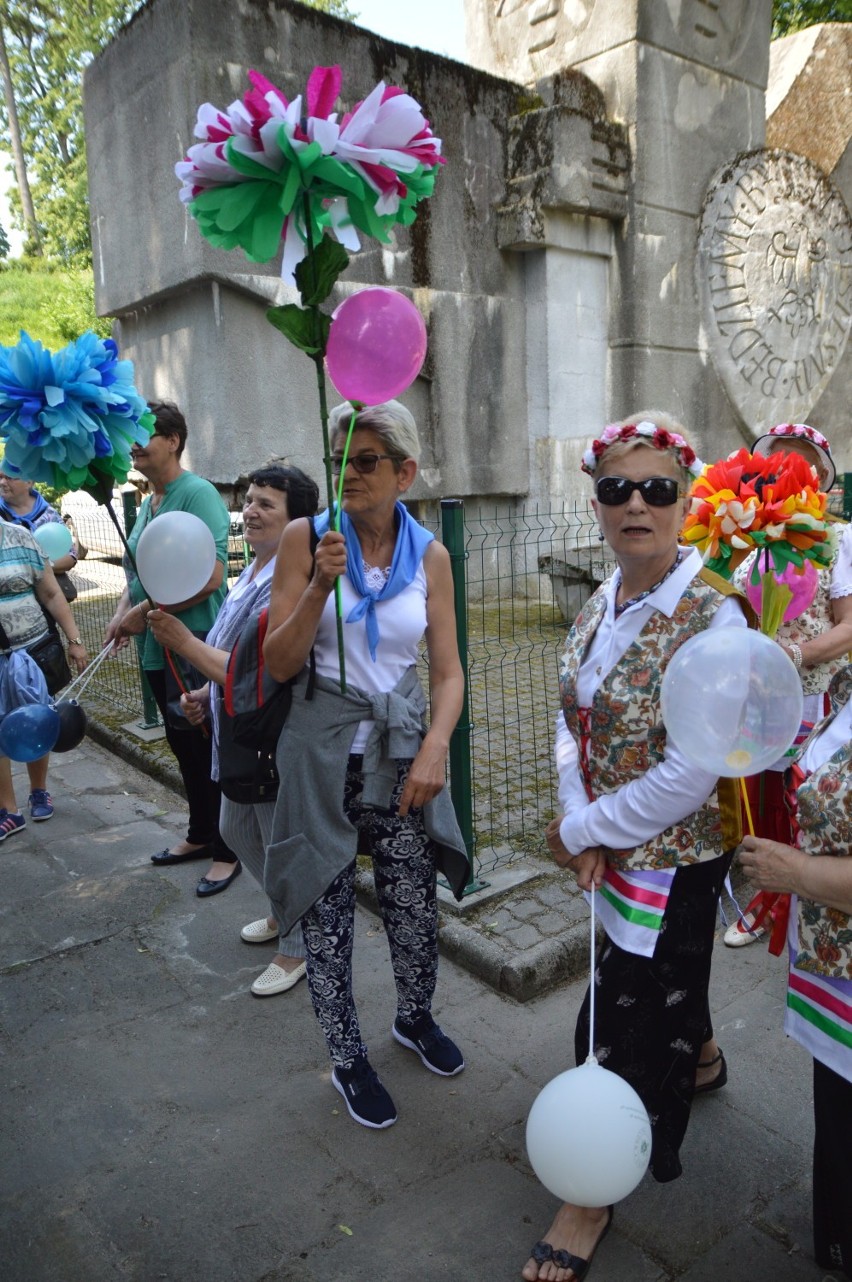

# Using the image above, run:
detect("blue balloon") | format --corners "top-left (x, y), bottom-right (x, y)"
top-left (0, 704), bottom-right (61, 761)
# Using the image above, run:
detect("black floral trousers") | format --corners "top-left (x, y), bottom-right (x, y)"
top-left (301, 757), bottom-right (439, 1069)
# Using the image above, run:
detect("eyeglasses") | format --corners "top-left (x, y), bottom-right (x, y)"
top-left (595, 476), bottom-right (681, 507)
top-left (331, 453), bottom-right (397, 475)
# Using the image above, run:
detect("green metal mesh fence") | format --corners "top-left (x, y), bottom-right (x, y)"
top-left (440, 500), bottom-right (612, 874)
top-left (69, 477), bottom-right (849, 881)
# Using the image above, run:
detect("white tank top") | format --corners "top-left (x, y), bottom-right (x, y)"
top-left (313, 562), bottom-right (428, 753)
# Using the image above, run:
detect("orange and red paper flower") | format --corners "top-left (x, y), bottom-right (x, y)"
top-left (682, 448), bottom-right (832, 635)
top-left (683, 447), bottom-right (831, 575)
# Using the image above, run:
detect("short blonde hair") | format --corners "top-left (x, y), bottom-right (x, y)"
top-left (328, 400), bottom-right (421, 462)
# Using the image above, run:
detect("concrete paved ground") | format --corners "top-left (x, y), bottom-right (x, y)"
top-left (0, 739), bottom-right (843, 1282)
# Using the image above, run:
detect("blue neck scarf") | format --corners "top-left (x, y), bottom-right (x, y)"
top-left (0, 490), bottom-right (48, 531)
top-left (314, 502), bottom-right (434, 661)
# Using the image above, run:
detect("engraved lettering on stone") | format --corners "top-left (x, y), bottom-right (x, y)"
top-left (493, 0), bottom-right (595, 59)
top-left (697, 151), bottom-right (852, 431)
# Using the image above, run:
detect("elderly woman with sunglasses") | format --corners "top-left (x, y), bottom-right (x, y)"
top-left (262, 400), bottom-right (469, 1131)
top-left (523, 413), bottom-right (750, 1282)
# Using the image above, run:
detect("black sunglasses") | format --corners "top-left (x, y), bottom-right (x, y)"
top-left (331, 453), bottom-right (397, 475)
top-left (595, 476), bottom-right (681, 507)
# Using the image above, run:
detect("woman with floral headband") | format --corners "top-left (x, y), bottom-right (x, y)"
top-left (725, 424), bottom-right (852, 948)
top-left (523, 411), bottom-right (750, 1282)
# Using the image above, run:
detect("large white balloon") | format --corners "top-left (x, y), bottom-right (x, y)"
top-left (526, 1060), bottom-right (652, 1206)
top-left (135, 512), bottom-right (217, 606)
top-left (661, 628), bottom-right (803, 777)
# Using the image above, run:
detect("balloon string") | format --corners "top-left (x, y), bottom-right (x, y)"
top-left (588, 881), bottom-right (596, 1064)
top-left (164, 644), bottom-right (208, 738)
top-left (62, 641), bottom-right (114, 701)
top-left (739, 777), bottom-right (755, 836)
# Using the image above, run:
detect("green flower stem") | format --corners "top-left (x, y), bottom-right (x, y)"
top-left (302, 189), bottom-right (346, 692)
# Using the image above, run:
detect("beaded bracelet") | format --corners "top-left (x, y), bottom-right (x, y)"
top-left (788, 642), bottom-right (803, 670)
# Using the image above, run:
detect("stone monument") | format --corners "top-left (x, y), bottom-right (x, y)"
top-left (84, 0), bottom-right (851, 508)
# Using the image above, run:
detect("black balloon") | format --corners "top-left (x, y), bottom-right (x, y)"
top-left (51, 699), bottom-right (88, 753)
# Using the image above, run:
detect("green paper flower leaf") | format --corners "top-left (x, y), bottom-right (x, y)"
top-left (295, 236), bottom-right (350, 308)
top-left (266, 303), bottom-right (331, 356)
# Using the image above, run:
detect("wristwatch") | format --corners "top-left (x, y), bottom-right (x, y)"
top-left (68, 637), bottom-right (83, 646)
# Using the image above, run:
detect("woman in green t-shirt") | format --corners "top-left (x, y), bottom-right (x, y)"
top-left (105, 401), bottom-right (239, 898)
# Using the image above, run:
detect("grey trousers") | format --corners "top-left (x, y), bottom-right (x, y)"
top-left (219, 795), bottom-right (305, 959)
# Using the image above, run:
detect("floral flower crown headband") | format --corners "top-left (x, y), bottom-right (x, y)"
top-left (581, 420), bottom-right (703, 478)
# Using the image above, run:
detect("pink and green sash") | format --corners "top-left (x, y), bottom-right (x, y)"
top-left (591, 865), bottom-right (676, 958)
top-left (786, 910), bottom-right (852, 1085)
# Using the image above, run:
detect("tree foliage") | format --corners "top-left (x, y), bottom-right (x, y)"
top-left (296, 0), bottom-right (357, 16)
top-left (0, 221), bottom-right (9, 258)
top-left (0, 1), bottom-right (141, 263)
top-left (772, 0), bottom-right (852, 37)
top-left (0, 0), bottom-right (358, 266)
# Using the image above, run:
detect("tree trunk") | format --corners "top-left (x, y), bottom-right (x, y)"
top-left (0, 19), bottom-right (41, 253)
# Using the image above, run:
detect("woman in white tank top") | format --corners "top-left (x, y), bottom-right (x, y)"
top-left (264, 400), bottom-right (468, 1131)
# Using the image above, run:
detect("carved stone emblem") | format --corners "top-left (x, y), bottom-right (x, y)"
top-left (697, 150), bottom-right (852, 432)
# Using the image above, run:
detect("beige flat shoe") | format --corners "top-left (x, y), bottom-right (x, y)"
top-left (250, 961), bottom-right (306, 997)
top-left (240, 918), bottom-right (278, 944)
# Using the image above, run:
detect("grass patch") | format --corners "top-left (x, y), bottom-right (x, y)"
top-left (0, 260), bottom-right (110, 348)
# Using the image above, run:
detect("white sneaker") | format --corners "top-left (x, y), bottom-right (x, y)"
top-left (240, 918), bottom-right (278, 944)
top-left (723, 915), bottom-right (765, 947)
top-left (250, 961), bottom-right (306, 997)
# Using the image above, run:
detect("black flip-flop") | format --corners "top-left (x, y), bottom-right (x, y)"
top-left (529, 1206), bottom-right (613, 1280)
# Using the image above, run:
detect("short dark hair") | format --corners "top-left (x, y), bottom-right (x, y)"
top-left (149, 400), bottom-right (188, 457)
top-left (246, 464), bottom-right (319, 520)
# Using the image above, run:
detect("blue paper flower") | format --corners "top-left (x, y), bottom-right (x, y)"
top-left (0, 331), bottom-right (153, 493)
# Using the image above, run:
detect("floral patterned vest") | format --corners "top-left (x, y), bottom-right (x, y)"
top-left (559, 570), bottom-right (743, 872)
top-left (791, 668), bottom-right (852, 979)
top-left (733, 552), bottom-right (842, 696)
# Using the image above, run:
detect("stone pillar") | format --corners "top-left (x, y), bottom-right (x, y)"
top-left (469, 0), bottom-right (775, 461)
top-left (496, 70), bottom-right (629, 498)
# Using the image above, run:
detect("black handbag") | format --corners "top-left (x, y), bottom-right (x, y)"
top-left (0, 615), bottom-right (72, 698)
top-left (215, 686), bottom-right (280, 805)
top-left (54, 572), bottom-right (78, 603)
top-left (26, 629), bottom-right (73, 696)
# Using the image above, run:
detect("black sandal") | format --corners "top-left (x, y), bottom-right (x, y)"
top-left (693, 1049), bottom-right (728, 1095)
top-left (529, 1207), bottom-right (613, 1280)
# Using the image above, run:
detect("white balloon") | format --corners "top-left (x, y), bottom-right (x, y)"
top-left (661, 628), bottom-right (803, 777)
top-left (526, 1060), bottom-right (652, 1206)
top-left (135, 511), bottom-right (217, 606)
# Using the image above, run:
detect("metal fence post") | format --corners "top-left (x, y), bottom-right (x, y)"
top-left (122, 490), bottom-right (161, 730)
top-left (441, 499), bottom-right (488, 895)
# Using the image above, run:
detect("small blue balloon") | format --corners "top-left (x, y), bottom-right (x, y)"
top-left (0, 704), bottom-right (61, 761)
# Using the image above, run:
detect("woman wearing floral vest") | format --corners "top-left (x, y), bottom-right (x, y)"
top-left (523, 414), bottom-right (750, 1282)
top-left (725, 424), bottom-right (852, 947)
top-left (739, 665), bottom-right (852, 1279)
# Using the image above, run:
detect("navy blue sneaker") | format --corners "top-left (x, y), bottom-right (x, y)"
top-left (28, 790), bottom-right (53, 822)
top-left (393, 1014), bottom-right (465, 1077)
top-left (0, 809), bottom-right (26, 842)
top-left (332, 1058), bottom-right (397, 1129)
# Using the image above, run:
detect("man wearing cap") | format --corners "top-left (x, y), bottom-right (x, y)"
top-left (725, 423), bottom-right (852, 946)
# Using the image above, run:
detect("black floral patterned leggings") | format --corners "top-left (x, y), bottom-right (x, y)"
top-left (575, 851), bottom-right (734, 1183)
top-left (301, 757), bottom-right (439, 1069)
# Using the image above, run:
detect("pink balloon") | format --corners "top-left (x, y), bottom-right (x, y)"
top-left (325, 288), bottom-right (427, 405)
top-left (745, 558), bottom-right (819, 624)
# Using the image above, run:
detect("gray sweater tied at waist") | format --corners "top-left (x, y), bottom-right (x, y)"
top-left (265, 664), bottom-right (470, 934)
